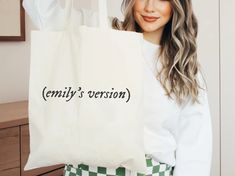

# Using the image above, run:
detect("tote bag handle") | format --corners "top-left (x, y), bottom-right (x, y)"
top-left (64, 0), bottom-right (109, 29)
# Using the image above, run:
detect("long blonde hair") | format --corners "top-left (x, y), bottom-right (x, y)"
top-left (112, 0), bottom-right (207, 106)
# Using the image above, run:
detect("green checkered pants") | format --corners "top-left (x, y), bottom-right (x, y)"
top-left (63, 154), bottom-right (174, 176)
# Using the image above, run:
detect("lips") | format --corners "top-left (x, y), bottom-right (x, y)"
top-left (142, 15), bottom-right (159, 22)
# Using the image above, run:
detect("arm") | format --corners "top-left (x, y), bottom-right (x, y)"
top-left (22, 0), bottom-right (66, 30)
top-left (22, 0), bottom-right (116, 30)
top-left (173, 71), bottom-right (213, 176)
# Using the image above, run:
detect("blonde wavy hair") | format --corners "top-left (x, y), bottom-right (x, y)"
top-left (111, 0), bottom-right (207, 106)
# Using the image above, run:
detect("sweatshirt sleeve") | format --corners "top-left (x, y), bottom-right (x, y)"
top-left (22, 0), bottom-right (65, 30)
top-left (22, 0), bottom-right (113, 30)
top-left (173, 71), bottom-right (213, 176)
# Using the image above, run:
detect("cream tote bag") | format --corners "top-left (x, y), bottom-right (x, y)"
top-left (24, 0), bottom-right (147, 173)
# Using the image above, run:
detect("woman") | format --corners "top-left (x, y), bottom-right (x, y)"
top-left (23, 0), bottom-right (213, 176)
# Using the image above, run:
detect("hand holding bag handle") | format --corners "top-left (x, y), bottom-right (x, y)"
top-left (64, 0), bottom-right (109, 29)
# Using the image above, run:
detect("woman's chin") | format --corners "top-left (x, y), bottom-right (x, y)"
top-left (141, 26), bottom-right (158, 33)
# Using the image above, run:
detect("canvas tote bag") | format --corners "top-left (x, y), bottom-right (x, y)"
top-left (24, 0), bottom-right (147, 173)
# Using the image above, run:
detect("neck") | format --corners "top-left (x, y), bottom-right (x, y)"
top-left (143, 27), bottom-right (164, 45)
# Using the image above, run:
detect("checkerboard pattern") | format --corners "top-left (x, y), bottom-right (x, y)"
top-left (63, 154), bottom-right (174, 176)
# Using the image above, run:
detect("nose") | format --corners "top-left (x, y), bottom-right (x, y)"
top-left (144, 0), bottom-right (155, 13)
